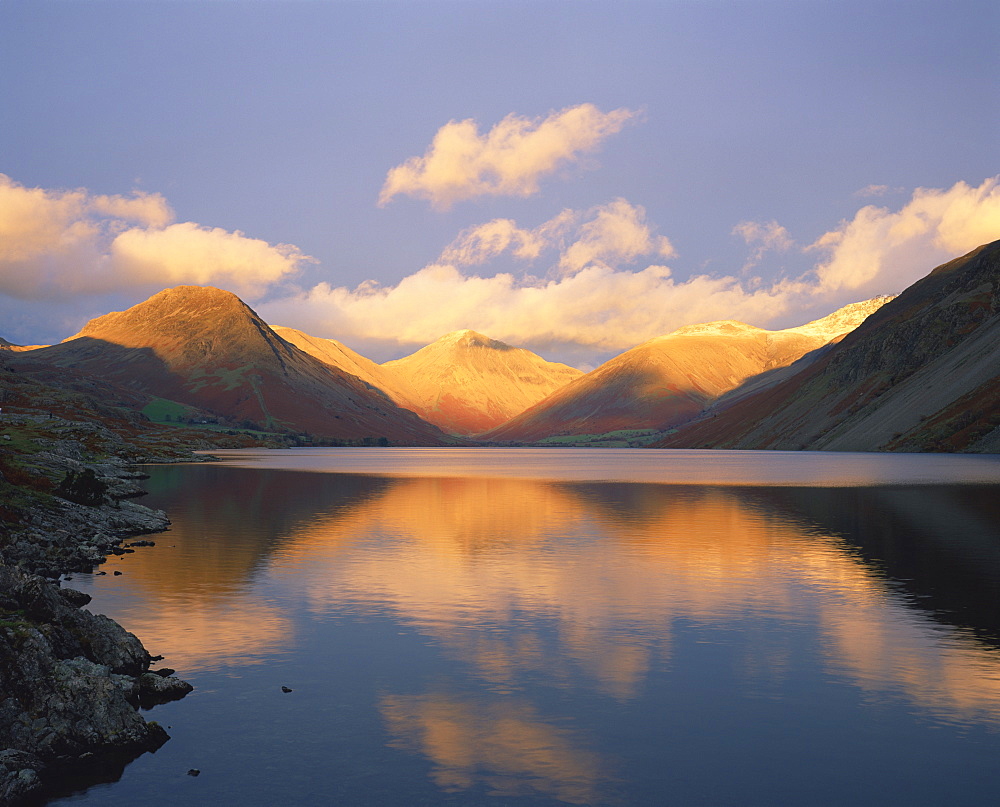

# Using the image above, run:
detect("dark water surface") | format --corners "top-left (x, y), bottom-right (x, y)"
top-left (55, 449), bottom-right (1000, 806)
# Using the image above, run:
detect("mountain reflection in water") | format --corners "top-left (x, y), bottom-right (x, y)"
top-left (66, 450), bottom-right (1000, 807)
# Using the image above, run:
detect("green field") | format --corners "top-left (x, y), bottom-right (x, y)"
top-left (534, 429), bottom-right (671, 447)
top-left (140, 397), bottom-right (198, 424)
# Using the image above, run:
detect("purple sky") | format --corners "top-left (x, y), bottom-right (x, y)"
top-left (1, 0), bottom-right (997, 367)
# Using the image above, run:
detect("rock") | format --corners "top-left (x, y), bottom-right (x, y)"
top-left (56, 587), bottom-right (92, 609)
top-left (0, 419), bottom-right (199, 800)
top-left (138, 673), bottom-right (194, 707)
top-left (0, 566), bottom-right (188, 802)
top-left (0, 749), bottom-right (43, 805)
top-left (152, 667), bottom-right (175, 677)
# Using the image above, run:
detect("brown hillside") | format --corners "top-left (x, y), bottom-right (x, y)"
top-left (655, 240), bottom-right (1000, 452)
top-left (273, 326), bottom-right (423, 415)
top-left (485, 299), bottom-right (889, 443)
top-left (21, 286), bottom-right (449, 444)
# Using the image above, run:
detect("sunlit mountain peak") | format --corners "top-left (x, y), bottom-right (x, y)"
top-left (433, 329), bottom-right (513, 351)
top-left (485, 296), bottom-right (896, 442)
top-left (381, 330), bottom-right (583, 436)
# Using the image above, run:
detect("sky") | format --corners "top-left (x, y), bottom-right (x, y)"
top-left (1, 0), bottom-right (997, 368)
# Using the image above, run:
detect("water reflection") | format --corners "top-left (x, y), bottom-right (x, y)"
top-left (99, 468), bottom-right (395, 670)
top-left (103, 461), bottom-right (1000, 803)
top-left (381, 694), bottom-right (606, 805)
top-left (262, 477), bottom-right (1000, 723)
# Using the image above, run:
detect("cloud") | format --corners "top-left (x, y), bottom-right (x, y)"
top-left (809, 176), bottom-right (1000, 294)
top-left (438, 199), bottom-right (673, 275)
top-left (264, 178), bottom-right (1000, 365)
top-left (439, 219), bottom-right (546, 266)
top-left (559, 198), bottom-right (675, 275)
top-left (110, 223), bottom-right (310, 299)
top-left (260, 262), bottom-right (798, 365)
top-left (9, 172), bottom-right (999, 367)
top-left (0, 174), bottom-right (309, 300)
top-left (378, 104), bottom-right (637, 209)
top-left (733, 219), bottom-right (794, 271)
top-left (854, 184), bottom-right (905, 198)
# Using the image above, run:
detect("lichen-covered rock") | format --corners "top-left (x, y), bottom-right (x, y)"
top-left (139, 671), bottom-right (195, 706)
top-left (0, 749), bottom-right (43, 805)
top-left (0, 566), bottom-right (186, 803)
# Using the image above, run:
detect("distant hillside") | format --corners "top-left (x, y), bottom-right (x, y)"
top-left (655, 241), bottom-right (1000, 452)
top-left (0, 336), bottom-right (47, 352)
top-left (273, 326), bottom-right (423, 414)
top-left (18, 286), bottom-right (450, 445)
top-left (380, 330), bottom-right (584, 436)
top-left (485, 298), bottom-right (890, 443)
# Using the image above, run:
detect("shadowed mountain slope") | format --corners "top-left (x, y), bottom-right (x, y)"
top-left (272, 326), bottom-right (422, 414)
top-left (655, 241), bottom-right (1000, 452)
top-left (21, 286), bottom-right (449, 444)
top-left (485, 299), bottom-right (890, 443)
top-left (377, 330), bottom-right (584, 436)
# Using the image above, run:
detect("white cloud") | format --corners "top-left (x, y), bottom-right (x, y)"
top-left (0, 174), bottom-right (310, 300)
top-left (378, 104), bottom-right (637, 209)
top-left (809, 177), bottom-right (1000, 295)
top-left (733, 219), bottom-right (794, 272)
top-left (260, 262), bottom-right (798, 365)
top-left (439, 219), bottom-right (546, 266)
top-left (111, 223), bottom-right (310, 299)
top-left (265, 178), bottom-right (1000, 365)
top-left (8, 172), bottom-right (999, 367)
top-left (559, 198), bottom-right (675, 275)
top-left (854, 184), bottom-right (907, 198)
top-left (438, 199), bottom-right (673, 275)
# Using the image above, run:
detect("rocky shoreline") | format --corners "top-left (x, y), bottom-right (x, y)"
top-left (1, 418), bottom-right (201, 804)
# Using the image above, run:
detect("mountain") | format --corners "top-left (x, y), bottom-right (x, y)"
top-left (655, 241), bottom-right (1000, 452)
top-left (379, 330), bottom-right (584, 436)
top-left (17, 286), bottom-right (449, 444)
top-left (0, 337), bottom-right (46, 352)
top-left (484, 298), bottom-right (890, 443)
top-left (272, 326), bottom-right (421, 413)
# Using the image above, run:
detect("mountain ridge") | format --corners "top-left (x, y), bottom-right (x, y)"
top-left (484, 296), bottom-right (892, 442)
top-left (380, 330), bottom-right (584, 435)
top-left (18, 286), bottom-right (450, 444)
top-left (655, 241), bottom-right (1000, 452)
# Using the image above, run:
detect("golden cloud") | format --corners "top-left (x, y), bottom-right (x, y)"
top-left (378, 104), bottom-right (637, 209)
top-left (110, 222), bottom-right (310, 299)
top-left (260, 261), bottom-right (795, 362)
top-left (0, 174), bottom-right (309, 300)
top-left (732, 219), bottom-right (794, 271)
top-left (809, 176), bottom-right (1000, 294)
top-left (558, 197), bottom-right (675, 274)
top-left (438, 198), bottom-right (672, 274)
top-left (439, 218), bottom-right (546, 266)
top-left (264, 178), bottom-right (1000, 363)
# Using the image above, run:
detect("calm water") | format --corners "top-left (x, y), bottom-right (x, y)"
top-left (54, 449), bottom-right (1000, 806)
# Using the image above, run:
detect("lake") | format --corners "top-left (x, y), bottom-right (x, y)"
top-left (53, 448), bottom-right (1000, 806)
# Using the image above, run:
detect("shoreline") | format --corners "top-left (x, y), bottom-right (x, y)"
top-left (1, 418), bottom-right (200, 804)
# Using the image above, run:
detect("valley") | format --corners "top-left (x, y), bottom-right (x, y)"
top-left (3, 241), bottom-right (999, 452)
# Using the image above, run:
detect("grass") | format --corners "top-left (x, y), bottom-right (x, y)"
top-left (141, 397), bottom-right (280, 436)
top-left (140, 397), bottom-right (196, 424)
top-left (534, 429), bottom-right (669, 447)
